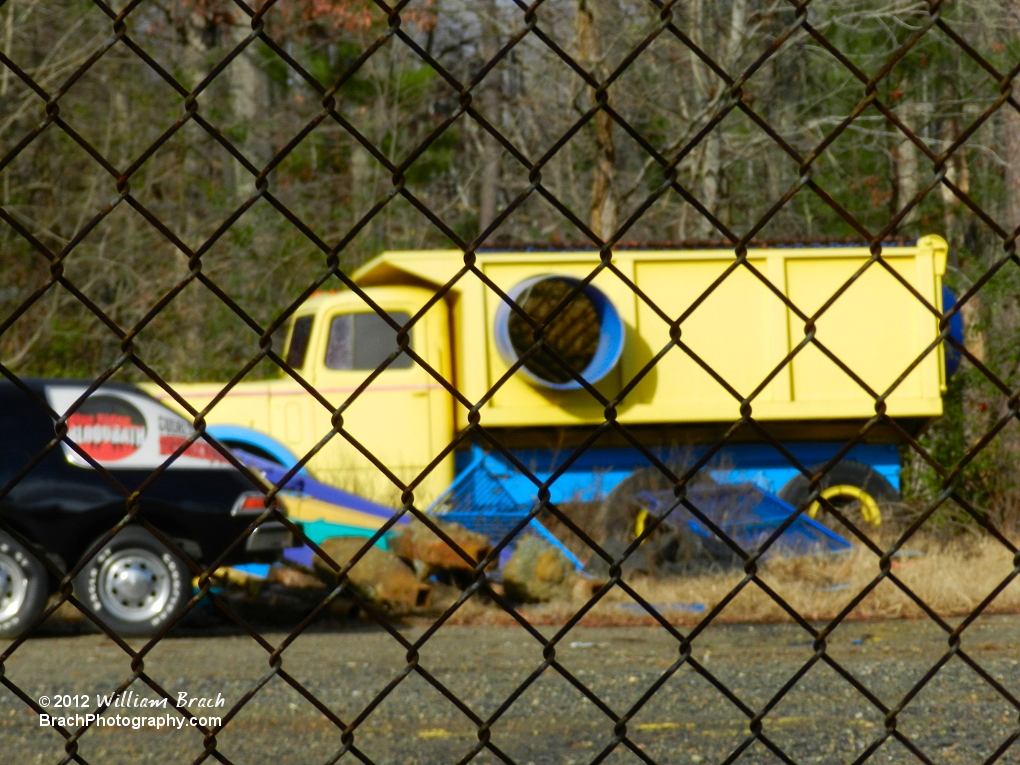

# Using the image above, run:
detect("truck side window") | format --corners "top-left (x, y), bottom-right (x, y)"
top-left (325, 312), bottom-right (412, 371)
top-left (285, 315), bottom-right (314, 369)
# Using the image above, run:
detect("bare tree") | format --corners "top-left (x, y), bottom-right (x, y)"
top-left (227, 18), bottom-right (268, 200)
top-left (688, 0), bottom-right (747, 238)
top-left (477, 0), bottom-right (502, 236)
top-left (576, 0), bottom-right (617, 241)
top-left (892, 87), bottom-right (921, 228)
top-left (1005, 0), bottom-right (1020, 233)
top-left (2, 0), bottom-right (1018, 383)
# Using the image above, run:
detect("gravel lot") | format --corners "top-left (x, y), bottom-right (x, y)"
top-left (1, 613), bottom-right (1018, 764)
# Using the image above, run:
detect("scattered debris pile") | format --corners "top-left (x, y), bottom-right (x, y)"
top-left (503, 536), bottom-right (603, 604)
top-left (213, 481), bottom-right (858, 619)
top-left (207, 563), bottom-right (355, 625)
top-left (389, 519), bottom-right (492, 583)
top-left (313, 536), bottom-right (432, 612)
top-left (213, 525), bottom-right (582, 618)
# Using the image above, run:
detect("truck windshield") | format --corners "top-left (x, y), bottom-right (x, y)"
top-left (325, 312), bottom-right (412, 371)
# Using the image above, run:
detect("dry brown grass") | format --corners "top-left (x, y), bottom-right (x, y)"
top-left (439, 534), bottom-right (1020, 627)
top-left (622, 537), bottom-right (1019, 623)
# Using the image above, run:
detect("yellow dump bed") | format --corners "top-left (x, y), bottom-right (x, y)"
top-left (355, 235), bottom-right (948, 430)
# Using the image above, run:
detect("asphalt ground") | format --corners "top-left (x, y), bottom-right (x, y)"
top-left (1, 614), bottom-right (1018, 765)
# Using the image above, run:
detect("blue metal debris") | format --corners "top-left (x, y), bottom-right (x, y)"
top-left (637, 483), bottom-right (853, 558)
top-left (429, 449), bottom-right (853, 570)
top-left (427, 447), bottom-right (585, 568)
top-left (239, 446), bottom-right (853, 571)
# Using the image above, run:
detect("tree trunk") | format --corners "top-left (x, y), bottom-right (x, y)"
top-left (175, 12), bottom-right (220, 378)
top-left (1007, 106), bottom-right (1020, 233)
top-left (478, 90), bottom-right (500, 234)
top-left (589, 108), bottom-right (617, 241)
top-left (477, 1), bottom-right (501, 236)
top-left (1003, 98), bottom-right (1020, 235)
top-left (892, 98), bottom-right (920, 228)
top-left (1007, 0), bottom-right (1020, 233)
top-left (181, 12), bottom-right (215, 241)
top-left (726, 0), bottom-right (747, 65)
top-left (0, 3), bottom-right (13, 98)
top-left (577, 0), bottom-right (617, 242)
top-left (228, 21), bottom-right (265, 201)
top-left (698, 131), bottom-right (721, 238)
top-left (940, 117), bottom-right (970, 244)
top-left (960, 295), bottom-right (985, 364)
top-left (690, 0), bottom-right (745, 240)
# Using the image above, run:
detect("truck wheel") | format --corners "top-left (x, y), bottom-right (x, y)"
top-left (777, 461), bottom-right (899, 528)
top-left (602, 467), bottom-right (689, 542)
top-left (595, 467), bottom-right (732, 575)
top-left (73, 527), bottom-right (189, 637)
top-left (0, 531), bottom-right (48, 639)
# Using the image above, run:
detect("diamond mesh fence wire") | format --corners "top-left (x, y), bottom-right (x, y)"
top-left (1, 0), bottom-right (1020, 763)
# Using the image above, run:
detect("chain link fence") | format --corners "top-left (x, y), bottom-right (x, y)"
top-left (2, 0), bottom-right (1020, 762)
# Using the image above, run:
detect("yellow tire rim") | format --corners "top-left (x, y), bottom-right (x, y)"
top-left (807, 485), bottom-right (882, 526)
top-left (634, 508), bottom-right (649, 540)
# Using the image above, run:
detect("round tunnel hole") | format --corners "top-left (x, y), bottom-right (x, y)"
top-left (507, 278), bottom-right (600, 385)
top-left (495, 275), bottom-right (625, 390)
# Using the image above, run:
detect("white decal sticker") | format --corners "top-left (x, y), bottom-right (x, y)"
top-left (46, 386), bottom-right (231, 470)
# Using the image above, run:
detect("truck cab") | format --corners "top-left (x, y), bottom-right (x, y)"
top-left (145, 287), bottom-right (456, 507)
top-left (273, 286), bottom-right (455, 504)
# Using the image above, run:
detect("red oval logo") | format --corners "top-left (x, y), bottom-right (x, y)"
top-left (66, 395), bottom-right (147, 461)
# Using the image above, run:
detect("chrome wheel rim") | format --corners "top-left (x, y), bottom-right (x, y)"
top-left (0, 552), bottom-right (28, 623)
top-left (98, 549), bottom-right (171, 622)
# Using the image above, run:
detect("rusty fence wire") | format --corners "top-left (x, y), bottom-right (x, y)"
top-left (1, 0), bottom-right (1020, 763)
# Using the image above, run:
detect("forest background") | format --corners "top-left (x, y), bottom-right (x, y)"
top-left (2, 0), bottom-right (1020, 525)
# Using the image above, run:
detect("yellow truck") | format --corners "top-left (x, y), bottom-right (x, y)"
top-left (143, 235), bottom-right (954, 536)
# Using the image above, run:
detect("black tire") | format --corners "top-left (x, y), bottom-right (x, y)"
top-left (73, 526), bottom-right (190, 637)
top-left (777, 460), bottom-right (899, 528)
top-left (588, 467), bottom-right (734, 576)
top-left (602, 467), bottom-right (679, 543)
top-left (0, 531), bottom-right (49, 639)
